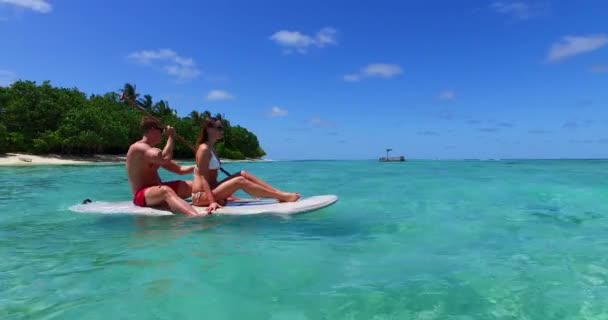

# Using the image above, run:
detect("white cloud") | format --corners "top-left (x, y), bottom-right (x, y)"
top-left (342, 74), bottom-right (361, 82)
top-left (269, 106), bottom-right (288, 117)
top-left (309, 117), bottom-right (335, 128)
top-left (438, 90), bottom-right (456, 100)
top-left (0, 69), bottom-right (17, 86)
top-left (490, 1), bottom-right (531, 19)
top-left (128, 49), bottom-right (201, 81)
top-left (363, 64), bottom-right (402, 78)
top-left (417, 131), bottom-right (440, 136)
top-left (270, 27), bottom-right (337, 54)
top-left (590, 64), bottom-right (608, 73)
top-left (546, 34), bottom-right (608, 63)
top-left (0, 0), bottom-right (51, 13)
top-left (206, 90), bottom-right (233, 101)
top-left (343, 63), bottom-right (402, 82)
top-left (490, 1), bottom-right (550, 20)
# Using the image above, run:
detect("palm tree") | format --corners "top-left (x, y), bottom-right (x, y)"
top-left (142, 94), bottom-right (153, 112)
top-left (153, 100), bottom-right (174, 117)
top-left (189, 111), bottom-right (201, 125)
top-left (120, 83), bottom-right (139, 102)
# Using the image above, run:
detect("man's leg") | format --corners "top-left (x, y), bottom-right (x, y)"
top-left (144, 185), bottom-right (200, 216)
top-left (162, 180), bottom-right (192, 199)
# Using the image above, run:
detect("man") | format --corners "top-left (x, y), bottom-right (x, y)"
top-left (126, 116), bottom-right (201, 216)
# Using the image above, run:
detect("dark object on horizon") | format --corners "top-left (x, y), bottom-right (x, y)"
top-left (379, 148), bottom-right (405, 162)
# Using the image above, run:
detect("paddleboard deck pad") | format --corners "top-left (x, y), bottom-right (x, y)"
top-left (69, 195), bottom-right (338, 216)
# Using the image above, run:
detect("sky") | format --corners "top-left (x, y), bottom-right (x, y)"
top-left (1, 0), bottom-right (607, 160)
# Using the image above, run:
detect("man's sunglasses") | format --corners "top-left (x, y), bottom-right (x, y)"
top-left (152, 126), bottom-right (166, 133)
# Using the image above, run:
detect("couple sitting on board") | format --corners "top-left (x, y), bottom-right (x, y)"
top-left (125, 116), bottom-right (300, 216)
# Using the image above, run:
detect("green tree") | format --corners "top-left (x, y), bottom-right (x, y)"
top-left (0, 80), bottom-right (266, 159)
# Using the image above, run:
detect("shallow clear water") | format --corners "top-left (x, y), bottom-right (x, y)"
top-left (2, 160), bottom-right (608, 319)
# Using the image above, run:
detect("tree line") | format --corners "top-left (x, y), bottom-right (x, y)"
top-left (0, 81), bottom-right (266, 159)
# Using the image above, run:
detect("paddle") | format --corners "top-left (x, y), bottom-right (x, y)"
top-left (119, 92), bottom-right (233, 177)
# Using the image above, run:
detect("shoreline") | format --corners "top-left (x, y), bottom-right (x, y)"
top-left (0, 153), bottom-right (268, 166)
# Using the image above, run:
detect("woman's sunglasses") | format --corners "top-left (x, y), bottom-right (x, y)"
top-left (209, 125), bottom-right (223, 131)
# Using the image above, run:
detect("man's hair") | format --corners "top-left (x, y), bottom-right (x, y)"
top-left (140, 116), bottom-right (162, 133)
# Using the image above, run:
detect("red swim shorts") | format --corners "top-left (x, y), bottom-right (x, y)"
top-left (133, 180), bottom-right (182, 207)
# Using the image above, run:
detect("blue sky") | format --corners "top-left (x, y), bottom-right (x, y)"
top-left (1, 0), bottom-right (607, 160)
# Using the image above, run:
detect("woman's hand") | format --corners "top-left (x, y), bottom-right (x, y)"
top-left (206, 202), bottom-right (222, 214)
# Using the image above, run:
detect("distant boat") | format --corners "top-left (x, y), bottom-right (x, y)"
top-left (379, 148), bottom-right (405, 162)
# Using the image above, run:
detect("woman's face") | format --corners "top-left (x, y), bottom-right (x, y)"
top-left (208, 120), bottom-right (224, 140)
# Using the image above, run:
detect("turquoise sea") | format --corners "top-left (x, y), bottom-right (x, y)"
top-left (2, 160), bottom-right (608, 319)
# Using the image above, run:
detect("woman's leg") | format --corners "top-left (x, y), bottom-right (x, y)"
top-left (200, 176), bottom-right (299, 204)
top-left (220, 170), bottom-right (283, 191)
top-left (220, 170), bottom-right (298, 199)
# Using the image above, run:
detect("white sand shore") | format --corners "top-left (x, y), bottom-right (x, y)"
top-left (0, 153), bottom-right (125, 166)
top-left (0, 153), bottom-right (269, 166)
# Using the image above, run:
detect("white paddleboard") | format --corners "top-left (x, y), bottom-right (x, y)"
top-left (69, 195), bottom-right (338, 216)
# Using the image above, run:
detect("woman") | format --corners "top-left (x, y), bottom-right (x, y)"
top-left (191, 117), bottom-right (300, 213)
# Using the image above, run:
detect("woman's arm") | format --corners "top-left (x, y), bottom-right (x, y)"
top-left (195, 145), bottom-right (218, 205)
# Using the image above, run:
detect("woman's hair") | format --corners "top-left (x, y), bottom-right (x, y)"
top-left (196, 117), bottom-right (219, 146)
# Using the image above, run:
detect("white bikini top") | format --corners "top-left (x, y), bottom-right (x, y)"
top-left (208, 150), bottom-right (220, 170)
top-left (195, 147), bottom-right (221, 171)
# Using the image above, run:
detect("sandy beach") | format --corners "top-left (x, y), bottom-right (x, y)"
top-left (0, 153), bottom-right (126, 166)
top-left (0, 153), bottom-right (269, 166)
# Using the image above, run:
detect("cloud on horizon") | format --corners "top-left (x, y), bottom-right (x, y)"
top-left (562, 121), bottom-right (579, 129)
top-left (128, 49), bottom-right (201, 82)
top-left (570, 139), bottom-right (593, 144)
top-left (270, 27), bottom-right (337, 54)
top-left (529, 129), bottom-right (551, 134)
top-left (0, 69), bottom-right (17, 86)
top-left (546, 34), bottom-right (608, 63)
top-left (417, 130), bottom-right (440, 136)
top-left (343, 63), bottom-right (403, 82)
top-left (309, 117), bottom-right (335, 128)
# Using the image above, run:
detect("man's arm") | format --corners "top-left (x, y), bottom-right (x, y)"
top-left (161, 127), bottom-right (176, 160)
top-left (161, 160), bottom-right (195, 175)
top-left (143, 126), bottom-right (176, 165)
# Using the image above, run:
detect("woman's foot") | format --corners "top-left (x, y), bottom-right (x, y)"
top-left (279, 192), bottom-right (300, 202)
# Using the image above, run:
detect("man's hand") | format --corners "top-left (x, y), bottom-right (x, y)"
top-left (182, 165), bottom-right (195, 174)
top-left (164, 126), bottom-right (176, 138)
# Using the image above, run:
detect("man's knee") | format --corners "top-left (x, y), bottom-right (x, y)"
top-left (159, 185), bottom-right (177, 197)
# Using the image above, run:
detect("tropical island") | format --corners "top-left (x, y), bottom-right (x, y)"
top-left (0, 81), bottom-right (266, 163)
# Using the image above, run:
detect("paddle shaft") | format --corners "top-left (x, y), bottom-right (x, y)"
top-left (119, 93), bottom-right (233, 177)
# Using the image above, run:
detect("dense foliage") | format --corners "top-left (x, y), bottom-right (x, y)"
top-left (0, 81), bottom-right (266, 159)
